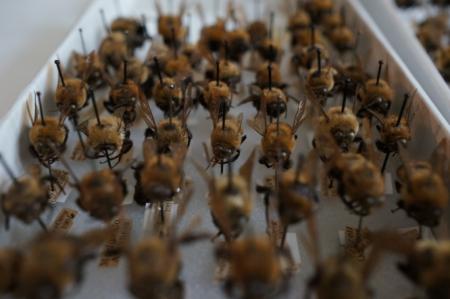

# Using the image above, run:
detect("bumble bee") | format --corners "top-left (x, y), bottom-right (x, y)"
top-left (16, 229), bottom-right (108, 299)
top-left (111, 17), bottom-right (150, 52)
top-left (394, 158), bottom-right (448, 229)
top-left (328, 25), bottom-right (356, 53)
top-left (357, 61), bottom-right (394, 116)
top-left (205, 59), bottom-right (241, 89)
top-left (133, 141), bottom-right (187, 207)
top-left (71, 48), bottom-right (109, 89)
top-left (216, 235), bottom-right (287, 298)
top-left (117, 57), bottom-right (152, 93)
top-left (305, 56), bottom-right (338, 100)
top-left (104, 60), bottom-right (145, 126)
top-left (313, 106), bottom-right (360, 160)
top-left (198, 19), bottom-right (227, 55)
top-left (225, 29), bottom-right (250, 62)
top-left (54, 60), bottom-right (89, 120)
top-left (98, 32), bottom-right (129, 69)
top-left (27, 92), bottom-right (69, 168)
top-left (199, 79), bottom-right (233, 116)
top-left (247, 21), bottom-right (268, 48)
top-left (254, 62), bottom-right (286, 89)
top-left (155, 0), bottom-right (187, 48)
top-left (0, 157), bottom-right (56, 230)
top-left (305, 0), bottom-right (334, 23)
top-left (76, 168), bottom-right (127, 222)
top-left (287, 9), bottom-right (311, 33)
top-left (398, 240), bottom-right (450, 299)
top-left (195, 150), bottom-right (255, 241)
top-left (416, 14), bottom-right (447, 52)
top-left (139, 89), bottom-right (192, 154)
top-left (248, 100), bottom-right (307, 169)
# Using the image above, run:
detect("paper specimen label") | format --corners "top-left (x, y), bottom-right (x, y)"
top-left (51, 208), bottom-right (78, 232)
top-left (48, 169), bottom-right (69, 204)
top-left (99, 217), bottom-right (132, 267)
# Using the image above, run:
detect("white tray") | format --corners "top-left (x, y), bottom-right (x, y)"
top-left (359, 0), bottom-right (450, 123)
top-left (0, 0), bottom-right (448, 298)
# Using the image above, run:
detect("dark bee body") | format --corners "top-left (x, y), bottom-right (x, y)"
top-left (71, 51), bottom-right (109, 89)
top-left (0, 248), bottom-right (21, 295)
top-left (111, 17), bottom-right (149, 52)
top-left (77, 169), bottom-right (127, 222)
top-left (98, 32), bottom-right (129, 69)
top-left (105, 79), bottom-right (143, 126)
top-left (152, 77), bottom-right (184, 116)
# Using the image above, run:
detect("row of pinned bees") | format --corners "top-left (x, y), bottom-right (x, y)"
top-left (0, 0), bottom-right (449, 298)
top-left (395, 0), bottom-right (450, 82)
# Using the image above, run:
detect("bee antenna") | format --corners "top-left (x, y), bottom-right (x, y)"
top-left (267, 63), bottom-right (272, 90)
top-left (316, 48), bottom-right (321, 74)
top-left (36, 91), bottom-right (46, 126)
top-left (0, 154), bottom-right (18, 185)
top-left (78, 28), bottom-right (87, 56)
top-left (376, 60), bottom-right (383, 86)
top-left (123, 59), bottom-right (128, 84)
top-left (90, 89), bottom-right (102, 126)
top-left (153, 57), bottom-right (164, 86)
top-left (396, 93), bottom-right (409, 127)
top-left (99, 9), bottom-right (111, 34)
top-left (54, 60), bottom-right (66, 86)
top-left (341, 79), bottom-right (350, 113)
top-left (269, 11), bottom-right (274, 40)
top-left (216, 59), bottom-right (220, 86)
top-left (170, 27), bottom-right (178, 58)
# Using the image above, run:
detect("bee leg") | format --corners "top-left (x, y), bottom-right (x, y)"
top-left (283, 159), bottom-right (293, 169)
top-left (380, 152), bottom-right (391, 174)
top-left (159, 201), bottom-right (165, 225)
top-left (211, 231), bottom-right (223, 242)
top-left (145, 127), bottom-right (157, 138)
top-left (103, 101), bottom-right (115, 113)
top-left (121, 139), bottom-right (133, 155)
top-left (37, 217), bottom-right (48, 231)
top-left (395, 181), bottom-right (402, 193)
top-left (280, 225), bottom-right (288, 249)
top-left (259, 156), bottom-right (272, 168)
top-left (240, 135), bottom-right (247, 144)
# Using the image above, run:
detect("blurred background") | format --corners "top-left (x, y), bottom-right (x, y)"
top-left (0, 0), bottom-right (91, 116)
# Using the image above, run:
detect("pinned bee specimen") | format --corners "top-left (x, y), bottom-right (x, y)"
top-left (333, 55), bottom-right (368, 97)
top-left (72, 166), bottom-right (127, 222)
top-left (77, 89), bottom-right (132, 168)
top-left (28, 91), bottom-right (69, 168)
top-left (198, 19), bottom-right (227, 55)
top-left (195, 150), bottom-right (255, 241)
top-left (0, 248), bottom-right (21, 296)
top-left (117, 57), bottom-right (152, 94)
top-left (71, 28), bottom-right (110, 89)
top-left (133, 140), bottom-right (187, 210)
top-left (275, 152), bottom-right (319, 248)
top-left (54, 60), bottom-right (89, 120)
top-left (98, 31), bottom-right (129, 70)
top-left (303, 217), bottom-right (393, 299)
top-left (248, 100), bottom-right (307, 169)
top-left (247, 20), bottom-right (268, 49)
top-left (242, 63), bottom-right (296, 119)
top-left (224, 28), bottom-right (250, 63)
top-left (198, 61), bottom-right (233, 115)
top-left (111, 16), bottom-right (151, 52)
top-left (256, 13), bottom-right (283, 63)
top-left (204, 58), bottom-right (242, 90)
top-left (305, 49), bottom-right (338, 102)
top-left (287, 9), bottom-right (311, 34)
top-left (152, 57), bottom-right (186, 116)
top-left (206, 106), bottom-right (246, 171)
top-left (312, 89), bottom-right (360, 160)
top-left (139, 86), bottom-right (192, 154)
top-left (370, 93), bottom-right (413, 173)
top-left (398, 239), bottom-right (450, 299)
top-left (291, 26), bottom-right (330, 71)
top-left (0, 155), bottom-right (58, 230)
top-left (327, 13), bottom-right (357, 53)
top-left (393, 146), bottom-right (449, 232)
top-left (104, 59), bottom-right (145, 126)
top-left (357, 60), bottom-right (394, 117)
top-left (16, 228), bottom-right (108, 299)
top-left (155, 0), bottom-right (187, 48)
top-left (127, 186), bottom-right (209, 299)
top-left (325, 120), bottom-right (384, 242)
top-left (215, 234), bottom-right (288, 299)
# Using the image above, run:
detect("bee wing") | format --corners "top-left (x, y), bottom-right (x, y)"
top-left (304, 150), bottom-right (319, 186)
top-left (138, 89), bottom-right (157, 131)
top-left (292, 99), bottom-right (307, 133)
top-left (405, 89), bottom-right (417, 125)
top-left (179, 0), bottom-right (187, 17)
top-left (247, 116), bottom-right (265, 136)
top-left (430, 138), bottom-right (450, 187)
top-left (300, 214), bottom-right (321, 266)
top-left (172, 181), bottom-right (194, 229)
top-left (181, 84), bottom-right (193, 128)
top-left (195, 3), bottom-right (206, 26)
top-left (154, 0), bottom-right (162, 16)
top-left (237, 113), bottom-right (244, 131)
top-left (305, 84), bottom-right (329, 122)
top-left (239, 149), bottom-right (256, 189)
top-left (26, 95), bottom-right (36, 125)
